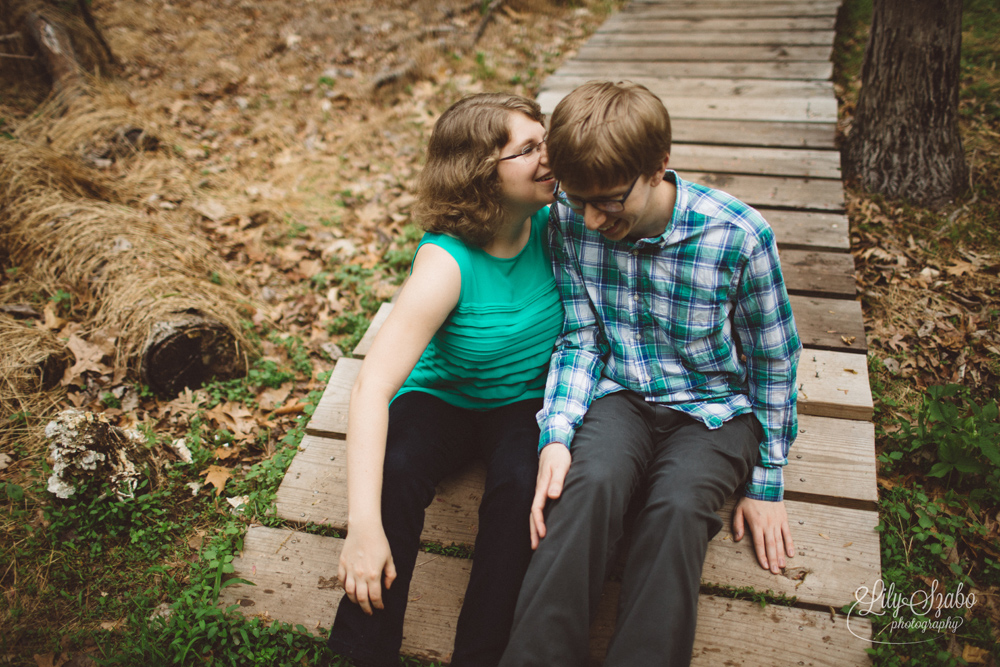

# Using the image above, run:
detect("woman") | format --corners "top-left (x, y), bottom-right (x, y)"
top-left (326, 93), bottom-right (563, 667)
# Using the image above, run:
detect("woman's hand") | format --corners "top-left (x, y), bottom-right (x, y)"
top-left (338, 523), bottom-right (397, 615)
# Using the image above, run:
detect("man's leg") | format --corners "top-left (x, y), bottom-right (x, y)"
top-left (450, 398), bottom-right (542, 667)
top-left (500, 391), bottom-right (654, 667)
top-left (327, 393), bottom-right (477, 667)
top-left (604, 411), bottom-right (762, 667)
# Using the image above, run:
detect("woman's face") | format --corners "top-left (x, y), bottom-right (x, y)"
top-left (496, 112), bottom-right (555, 212)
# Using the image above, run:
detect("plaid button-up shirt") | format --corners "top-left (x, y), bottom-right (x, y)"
top-left (538, 171), bottom-right (801, 501)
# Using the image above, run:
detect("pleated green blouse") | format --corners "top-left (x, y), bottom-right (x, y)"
top-left (394, 207), bottom-right (564, 410)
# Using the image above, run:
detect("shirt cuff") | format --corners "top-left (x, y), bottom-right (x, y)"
top-left (538, 412), bottom-right (576, 453)
top-left (744, 465), bottom-right (784, 502)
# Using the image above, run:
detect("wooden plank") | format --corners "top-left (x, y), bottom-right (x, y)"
top-left (671, 119), bottom-right (836, 149)
top-left (590, 584), bottom-right (872, 667)
top-left (306, 357), bottom-right (362, 439)
top-left (576, 44), bottom-right (834, 63)
top-left (797, 349), bottom-right (873, 421)
top-left (277, 422), bottom-right (877, 550)
top-left (704, 498), bottom-right (881, 607)
top-left (675, 172), bottom-right (845, 211)
top-left (352, 301), bottom-right (392, 357)
top-left (538, 90), bottom-right (837, 123)
top-left (221, 527), bottom-right (872, 666)
top-left (763, 209), bottom-right (850, 251)
top-left (275, 434), bottom-right (485, 546)
top-left (552, 59), bottom-right (834, 81)
top-left (587, 30), bottom-right (837, 47)
top-left (270, 477), bottom-right (880, 610)
top-left (597, 16), bottom-right (838, 32)
top-left (671, 144), bottom-right (841, 179)
top-left (621, 4), bottom-right (841, 19)
top-left (542, 74), bottom-right (835, 100)
top-left (789, 295), bottom-right (867, 352)
top-left (786, 415), bottom-right (877, 506)
top-left (780, 250), bottom-right (856, 297)
top-left (219, 526), bottom-right (470, 664)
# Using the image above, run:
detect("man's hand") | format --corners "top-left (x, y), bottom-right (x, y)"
top-left (338, 523), bottom-right (396, 615)
top-left (732, 497), bottom-right (795, 574)
top-left (530, 443), bottom-right (572, 549)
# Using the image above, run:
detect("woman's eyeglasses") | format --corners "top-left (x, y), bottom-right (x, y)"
top-left (498, 139), bottom-right (546, 162)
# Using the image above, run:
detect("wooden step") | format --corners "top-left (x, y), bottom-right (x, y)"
top-left (586, 30), bottom-right (838, 47)
top-left (597, 16), bottom-right (838, 32)
top-left (670, 119), bottom-right (837, 149)
top-left (551, 59), bottom-right (834, 81)
top-left (539, 90), bottom-right (836, 124)
top-left (276, 431), bottom-right (879, 609)
top-left (220, 526), bottom-right (874, 666)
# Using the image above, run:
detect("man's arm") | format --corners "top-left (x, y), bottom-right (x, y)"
top-left (731, 225), bottom-right (802, 572)
top-left (531, 208), bottom-right (607, 544)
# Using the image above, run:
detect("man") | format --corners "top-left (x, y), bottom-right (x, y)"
top-left (499, 81), bottom-right (802, 666)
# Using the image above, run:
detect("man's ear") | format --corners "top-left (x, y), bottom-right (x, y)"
top-left (648, 153), bottom-right (671, 186)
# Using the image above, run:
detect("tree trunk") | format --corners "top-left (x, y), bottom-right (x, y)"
top-left (843, 0), bottom-right (968, 207)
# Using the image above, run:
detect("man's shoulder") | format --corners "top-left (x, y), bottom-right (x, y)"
top-left (680, 179), bottom-right (773, 244)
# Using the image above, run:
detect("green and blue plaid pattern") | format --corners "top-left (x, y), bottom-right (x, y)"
top-left (539, 172), bottom-right (801, 501)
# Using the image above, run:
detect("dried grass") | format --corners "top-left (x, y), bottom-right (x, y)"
top-left (0, 95), bottom-right (258, 388)
top-left (0, 314), bottom-right (68, 450)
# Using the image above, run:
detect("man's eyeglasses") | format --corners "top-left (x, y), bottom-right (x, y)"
top-left (555, 176), bottom-right (639, 214)
top-left (498, 139), bottom-right (546, 162)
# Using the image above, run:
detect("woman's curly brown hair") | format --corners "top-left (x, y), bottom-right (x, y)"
top-left (415, 93), bottom-right (544, 247)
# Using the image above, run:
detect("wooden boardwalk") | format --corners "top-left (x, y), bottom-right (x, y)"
top-left (220, 1), bottom-right (880, 664)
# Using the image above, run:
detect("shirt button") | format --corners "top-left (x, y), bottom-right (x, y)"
top-left (633, 331), bottom-right (641, 341)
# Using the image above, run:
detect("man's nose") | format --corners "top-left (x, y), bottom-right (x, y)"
top-left (583, 204), bottom-right (606, 231)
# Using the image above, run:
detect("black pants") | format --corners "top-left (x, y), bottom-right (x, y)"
top-left (499, 391), bottom-right (761, 667)
top-left (327, 392), bottom-right (541, 667)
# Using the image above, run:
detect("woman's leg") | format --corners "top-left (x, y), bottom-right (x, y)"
top-left (327, 392), bottom-right (477, 667)
top-left (450, 398), bottom-right (543, 667)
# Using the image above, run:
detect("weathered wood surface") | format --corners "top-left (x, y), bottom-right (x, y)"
top-left (670, 145), bottom-right (841, 179)
top-left (675, 172), bottom-right (845, 211)
top-left (539, 90), bottom-right (837, 124)
top-left (788, 296), bottom-right (866, 352)
top-left (587, 30), bottom-right (837, 46)
top-left (597, 16), bottom-right (838, 32)
top-left (576, 44), bottom-right (834, 62)
top-left (543, 75), bottom-right (836, 99)
top-left (797, 350), bottom-right (874, 421)
top-left (620, 3), bottom-right (841, 18)
top-left (670, 119), bottom-right (837, 149)
top-left (222, 527), bottom-right (873, 666)
top-left (549, 59), bottom-right (834, 82)
top-left (284, 411), bottom-right (877, 542)
top-left (780, 251), bottom-right (856, 297)
top-left (762, 209), bottom-right (849, 251)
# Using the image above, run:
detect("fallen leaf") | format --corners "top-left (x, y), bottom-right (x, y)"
top-left (840, 335), bottom-right (856, 346)
top-left (61, 334), bottom-right (114, 386)
top-left (0, 453), bottom-right (11, 471)
top-left (843, 368), bottom-right (858, 375)
top-left (99, 619), bottom-right (124, 631)
top-left (214, 446), bottom-right (240, 460)
top-left (202, 466), bottom-right (232, 496)
top-left (188, 530), bottom-right (206, 550)
top-left (258, 382), bottom-right (293, 411)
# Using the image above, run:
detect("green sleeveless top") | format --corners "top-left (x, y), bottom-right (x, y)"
top-left (395, 207), bottom-right (564, 410)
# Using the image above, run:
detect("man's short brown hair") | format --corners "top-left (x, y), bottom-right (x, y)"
top-left (547, 81), bottom-right (672, 192)
top-left (415, 93), bottom-right (544, 247)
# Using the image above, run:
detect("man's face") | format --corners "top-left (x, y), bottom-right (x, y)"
top-left (560, 173), bottom-right (665, 242)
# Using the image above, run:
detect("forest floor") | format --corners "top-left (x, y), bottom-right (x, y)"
top-left (1, 0), bottom-right (1000, 665)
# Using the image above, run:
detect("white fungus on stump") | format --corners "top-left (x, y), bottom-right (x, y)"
top-left (45, 408), bottom-right (152, 500)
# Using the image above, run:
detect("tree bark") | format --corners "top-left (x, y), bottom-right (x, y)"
top-left (24, 11), bottom-right (86, 100)
top-left (842, 0), bottom-right (968, 207)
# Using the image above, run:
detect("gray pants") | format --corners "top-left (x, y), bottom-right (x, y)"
top-left (499, 391), bottom-right (761, 667)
